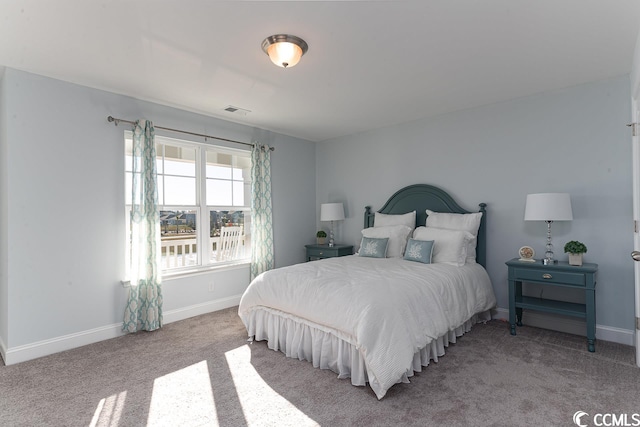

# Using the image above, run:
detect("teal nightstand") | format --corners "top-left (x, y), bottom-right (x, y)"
top-left (305, 244), bottom-right (353, 261)
top-left (506, 258), bottom-right (598, 352)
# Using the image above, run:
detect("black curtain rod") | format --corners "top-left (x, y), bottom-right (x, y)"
top-left (106, 116), bottom-right (274, 151)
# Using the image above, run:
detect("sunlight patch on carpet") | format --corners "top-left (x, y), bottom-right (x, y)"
top-left (147, 361), bottom-right (218, 426)
top-left (225, 345), bottom-right (319, 426)
top-left (90, 391), bottom-right (127, 427)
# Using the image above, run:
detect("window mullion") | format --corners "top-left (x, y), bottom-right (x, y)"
top-left (197, 147), bottom-right (209, 265)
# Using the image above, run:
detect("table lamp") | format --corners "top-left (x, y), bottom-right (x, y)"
top-left (524, 193), bottom-right (573, 265)
top-left (320, 203), bottom-right (345, 247)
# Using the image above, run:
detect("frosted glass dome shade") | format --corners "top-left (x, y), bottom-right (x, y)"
top-left (262, 34), bottom-right (308, 68)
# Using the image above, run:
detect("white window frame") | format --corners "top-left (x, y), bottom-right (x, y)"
top-left (125, 131), bottom-right (252, 279)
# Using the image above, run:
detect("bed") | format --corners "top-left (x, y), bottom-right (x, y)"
top-left (238, 184), bottom-right (496, 399)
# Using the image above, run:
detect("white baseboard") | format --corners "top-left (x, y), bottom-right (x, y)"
top-left (162, 295), bottom-right (241, 324)
top-left (1, 295), bottom-right (242, 366)
top-left (0, 334), bottom-right (7, 365)
top-left (492, 307), bottom-right (635, 347)
top-left (2, 321), bottom-right (127, 366)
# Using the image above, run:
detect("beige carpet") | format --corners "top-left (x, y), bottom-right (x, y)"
top-left (0, 307), bottom-right (638, 426)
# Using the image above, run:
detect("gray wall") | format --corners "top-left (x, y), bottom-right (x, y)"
top-left (316, 75), bottom-right (634, 334)
top-left (0, 68), bottom-right (316, 361)
top-left (0, 67), bottom-right (8, 351)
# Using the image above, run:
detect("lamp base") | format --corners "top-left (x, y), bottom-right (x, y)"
top-left (329, 220), bottom-right (335, 247)
top-left (542, 221), bottom-right (557, 266)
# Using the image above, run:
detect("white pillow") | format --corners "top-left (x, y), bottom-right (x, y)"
top-left (425, 209), bottom-right (482, 263)
top-left (361, 225), bottom-right (412, 258)
top-left (413, 226), bottom-right (473, 267)
top-left (374, 211), bottom-right (416, 229)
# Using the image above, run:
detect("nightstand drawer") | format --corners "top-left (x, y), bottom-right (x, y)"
top-left (512, 267), bottom-right (585, 286)
top-left (307, 247), bottom-right (332, 258)
top-left (305, 244), bottom-right (353, 261)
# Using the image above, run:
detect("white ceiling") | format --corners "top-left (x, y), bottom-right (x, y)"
top-left (1, 1), bottom-right (640, 142)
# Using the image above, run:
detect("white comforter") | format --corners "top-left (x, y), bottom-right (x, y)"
top-left (238, 255), bottom-right (496, 399)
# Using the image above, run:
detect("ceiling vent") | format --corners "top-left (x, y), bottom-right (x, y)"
top-left (223, 105), bottom-right (251, 116)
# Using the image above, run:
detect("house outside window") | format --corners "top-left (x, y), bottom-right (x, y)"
top-left (125, 132), bottom-right (251, 275)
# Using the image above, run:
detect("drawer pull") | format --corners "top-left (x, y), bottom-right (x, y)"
top-left (542, 273), bottom-right (553, 279)
top-left (319, 252), bottom-right (323, 255)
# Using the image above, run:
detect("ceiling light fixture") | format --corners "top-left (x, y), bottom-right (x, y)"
top-left (261, 34), bottom-right (308, 68)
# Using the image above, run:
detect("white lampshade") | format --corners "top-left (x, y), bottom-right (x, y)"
top-left (524, 193), bottom-right (573, 221)
top-left (320, 203), bottom-right (345, 222)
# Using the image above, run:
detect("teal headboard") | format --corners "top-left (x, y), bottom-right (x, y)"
top-left (364, 184), bottom-right (487, 268)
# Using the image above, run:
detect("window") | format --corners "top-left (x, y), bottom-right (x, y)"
top-left (125, 132), bottom-right (252, 274)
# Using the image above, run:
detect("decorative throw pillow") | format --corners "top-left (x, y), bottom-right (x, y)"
top-left (358, 237), bottom-right (389, 258)
top-left (425, 209), bottom-right (482, 263)
top-left (361, 225), bottom-right (412, 258)
top-left (374, 211), bottom-right (416, 230)
top-left (412, 226), bottom-right (473, 267)
top-left (403, 238), bottom-right (434, 264)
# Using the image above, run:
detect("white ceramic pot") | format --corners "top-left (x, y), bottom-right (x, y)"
top-left (568, 253), bottom-right (583, 266)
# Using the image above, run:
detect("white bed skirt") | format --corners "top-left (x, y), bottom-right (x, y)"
top-left (244, 307), bottom-right (491, 398)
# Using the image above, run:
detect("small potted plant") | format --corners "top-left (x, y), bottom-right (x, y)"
top-left (564, 240), bottom-right (587, 266)
top-left (316, 230), bottom-right (327, 245)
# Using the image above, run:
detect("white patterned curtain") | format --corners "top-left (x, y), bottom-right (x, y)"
top-left (250, 144), bottom-right (274, 280)
top-left (123, 119), bottom-right (163, 332)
